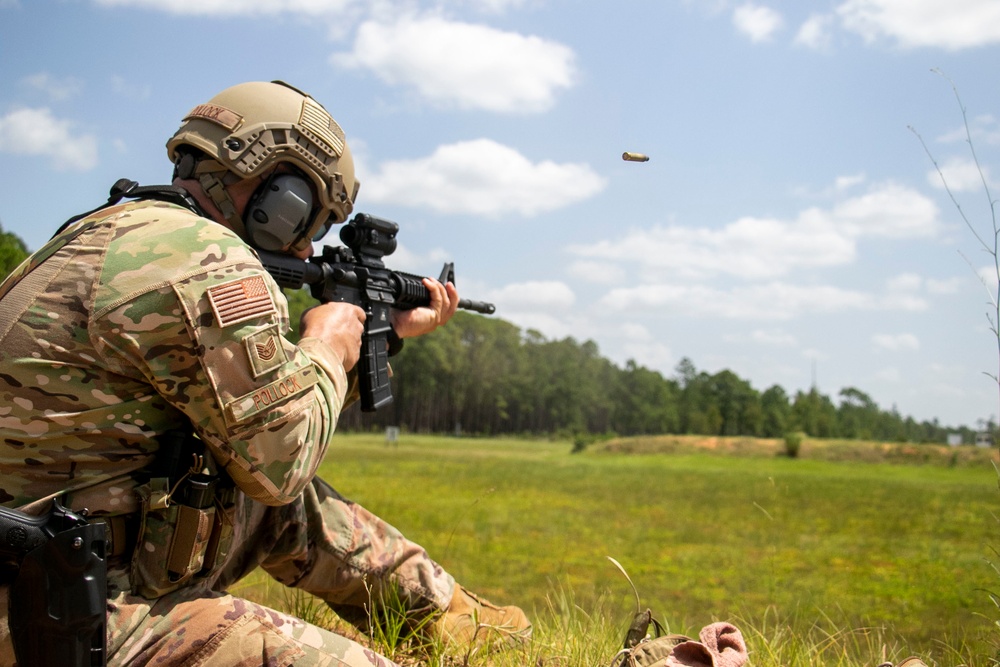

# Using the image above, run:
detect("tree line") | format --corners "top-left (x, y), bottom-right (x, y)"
top-left (0, 224), bottom-right (982, 444)
top-left (0, 222), bottom-right (28, 277)
top-left (318, 306), bottom-right (980, 445)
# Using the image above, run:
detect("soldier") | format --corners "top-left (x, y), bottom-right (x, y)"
top-left (0, 81), bottom-right (530, 666)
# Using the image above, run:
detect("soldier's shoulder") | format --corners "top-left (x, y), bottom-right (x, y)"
top-left (95, 200), bottom-right (260, 311)
top-left (110, 199), bottom-right (246, 250)
top-left (106, 200), bottom-right (256, 268)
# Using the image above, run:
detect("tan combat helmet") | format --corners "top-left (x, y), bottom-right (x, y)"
top-left (166, 80), bottom-right (360, 251)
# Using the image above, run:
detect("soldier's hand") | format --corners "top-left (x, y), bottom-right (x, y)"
top-left (300, 302), bottom-right (366, 371)
top-left (391, 278), bottom-right (459, 339)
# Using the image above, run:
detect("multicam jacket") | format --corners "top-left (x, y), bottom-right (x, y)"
top-left (0, 199), bottom-right (351, 514)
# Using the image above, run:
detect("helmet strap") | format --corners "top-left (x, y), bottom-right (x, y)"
top-left (194, 161), bottom-right (248, 239)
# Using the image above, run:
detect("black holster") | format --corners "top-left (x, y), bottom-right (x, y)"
top-left (7, 512), bottom-right (107, 667)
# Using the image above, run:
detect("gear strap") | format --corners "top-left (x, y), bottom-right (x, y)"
top-left (194, 160), bottom-right (249, 240)
top-left (0, 219), bottom-right (98, 342)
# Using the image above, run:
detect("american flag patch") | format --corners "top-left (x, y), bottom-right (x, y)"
top-left (206, 275), bottom-right (276, 327)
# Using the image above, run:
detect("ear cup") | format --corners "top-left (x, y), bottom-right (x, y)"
top-left (244, 173), bottom-right (315, 251)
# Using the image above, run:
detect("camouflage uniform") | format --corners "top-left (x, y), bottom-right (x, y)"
top-left (0, 199), bottom-right (455, 666)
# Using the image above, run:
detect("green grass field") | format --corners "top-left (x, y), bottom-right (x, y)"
top-left (236, 433), bottom-right (1000, 666)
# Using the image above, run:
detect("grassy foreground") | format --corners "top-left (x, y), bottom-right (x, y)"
top-left (236, 433), bottom-right (1000, 666)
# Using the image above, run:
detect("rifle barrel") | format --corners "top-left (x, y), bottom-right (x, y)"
top-left (458, 298), bottom-right (495, 315)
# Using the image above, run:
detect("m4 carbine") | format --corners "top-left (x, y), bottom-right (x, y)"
top-left (259, 213), bottom-right (495, 412)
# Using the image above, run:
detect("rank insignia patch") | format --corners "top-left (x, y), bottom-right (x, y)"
top-left (243, 325), bottom-right (288, 378)
top-left (207, 275), bottom-right (276, 327)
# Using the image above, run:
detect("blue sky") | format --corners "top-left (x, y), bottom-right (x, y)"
top-left (2, 0), bottom-right (1000, 429)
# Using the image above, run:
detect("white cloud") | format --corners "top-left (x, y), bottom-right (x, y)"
top-left (937, 114), bottom-right (1000, 147)
top-left (795, 172), bottom-right (867, 199)
top-left (378, 241), bottom-right (451, 273)
top-left (0, 107), bottom-right (97, 170)
top-left (502, 313), bottom-right (574, 339)
top-left (926, 156), bottom-right (993, 193)
top-left (566, 259), bottom-right (628, 285)
top-left (484, 280), bottom-right (579, 339)
top-left (874, 366), bottom-right (901, 383)
top-left (449, 0), bottom-right (527, 12)
top-left (598, 281), bottom-right (927, 320)
top-left (794, 14), bottom-right (834, 50)
top-left (619, 323), bottom-right (674, 369)
top-left (569, 216), bottom-right (856, 282)
top-left (886, 272), bottom-right (922, 292)
top-left (331, 15), bottom-right (576, 112)
top-left (976, 265), bottom-right (1000, 293)
top-left (882, 274), bottom-right (929, 311)
top-left (732, 3), bottom-right (784, 42)
top-left (725, 329), bottom-right (798, 345)
top-left (567, 181), bottom-right (940, 283)
top-left (834, 172), bottom-right (866, 191)
top-left (836, 0), bottom-right (1000, 50)
top-left (363, 138), bottom-right (606, 216)
top-left (830, 182), bottom-right (940, 238)
top-left (873, 333), bottom-right (920, 351)
top-left (598, 282), bottom-right (866, 320)
top-left (22, 73), bottom-right (83, 101)
top-left (488, 281), bottom-right (575, 309)
top-left (802, 348), bottom-right (827, 362)
top-left (93, 0), bottom-right (354, 15)
top-left (750, 329), bottom-right (798, 346)
top-left (926, 277), bottom-right (963, 295)
top-left (621, 322), bottom-right (653, 342)
top-left (971, 115), bottom-right (1000, 145)
top-left (887, 294), bottom-right (930, 311)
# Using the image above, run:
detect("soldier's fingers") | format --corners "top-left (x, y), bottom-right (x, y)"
top-left (442, 282), bottom-right (459, 322)
top-left (422, 278), bottom-right (446, 316)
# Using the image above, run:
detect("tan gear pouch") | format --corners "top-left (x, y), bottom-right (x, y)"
top-left (132, 478), bottom-right (215, 598)
top-left (201, 485), bottom-right (237, 573)
top-left (167, 504), bottom-right (215, 579)
top-left (621, 635), bottom-right (691, 667)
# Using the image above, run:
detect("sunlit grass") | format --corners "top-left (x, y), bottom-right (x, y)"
top-left (235, 433), bottom-right (1000, 666)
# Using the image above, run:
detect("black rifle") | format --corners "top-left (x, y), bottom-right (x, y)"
top-left (0, 499), bottom-right (107, 667)
top-left (259, 213), bottom-right (495, 412)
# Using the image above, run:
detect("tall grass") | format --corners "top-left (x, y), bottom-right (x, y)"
top-left (236, 433), bottom-right (1000, 666)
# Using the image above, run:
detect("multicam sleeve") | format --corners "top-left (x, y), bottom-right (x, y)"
top-left (174, 269), bottom-right (351, 505)
top-left (97, 260), bottom-right (349, 507)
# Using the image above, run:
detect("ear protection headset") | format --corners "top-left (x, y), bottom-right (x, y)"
top-left (244, 170), bottom-right (316, 252)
